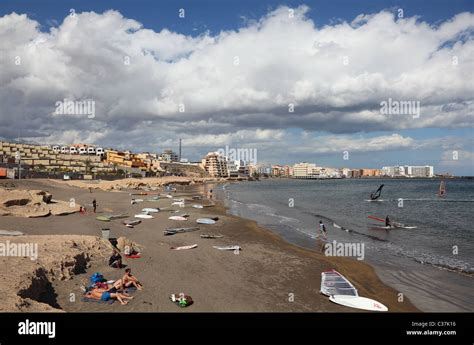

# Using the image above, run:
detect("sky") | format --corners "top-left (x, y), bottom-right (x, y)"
top-left (0, 0), bottom-right (473, 175)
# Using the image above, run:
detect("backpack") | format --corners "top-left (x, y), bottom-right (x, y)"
top-left (90, 272), bottom-right (105, 286)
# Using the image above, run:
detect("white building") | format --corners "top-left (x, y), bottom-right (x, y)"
top-left (293, 163), bottom-right (317, 178)
top-left (382, 165), bottom-right (434, 177)
top-left (160, 149), bottom-right (179, 162)
top-left (201, 152), bottom-right (229, 178)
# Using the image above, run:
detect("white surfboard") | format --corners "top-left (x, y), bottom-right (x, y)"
top-left (192, 204), bottom-right (204, 209)
top-left (213, 245), bottom-right (240, 251)
top-left (0, 230), bottom-right (24, 236)
top-left (134, 214), bottom-right (153, 219)
top-left (142, 208), bottom-right (159, 213)
top-left (169, 216), bottom-right (188, 221)
top-left (329, 295), bottom-right (388, 312)
top-left (196, 218), bottom-right (216, 224)
top-left (171, 244), bottom-right (197, 250)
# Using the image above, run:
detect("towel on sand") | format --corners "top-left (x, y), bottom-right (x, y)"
top-left (81, 297), bottom-right (114, 304)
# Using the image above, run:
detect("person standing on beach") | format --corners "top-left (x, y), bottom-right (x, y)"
top-left (92, 199), bottom-right (97, 213)
top-left (318, 220), bottom-right (327, 239)
top-left (385, 215), bottom-right (392, 228)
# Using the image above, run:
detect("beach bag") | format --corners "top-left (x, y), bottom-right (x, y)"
top-left (90, 272), bottom-right (105, 285)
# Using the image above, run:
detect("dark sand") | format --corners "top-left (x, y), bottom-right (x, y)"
top-left (0, 179), bottom-right (418, 312)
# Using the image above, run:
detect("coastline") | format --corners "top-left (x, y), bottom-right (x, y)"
top-left (0, 179), bottom-right (418, 312)
top-left (217, 179), bottom-right (474, 312)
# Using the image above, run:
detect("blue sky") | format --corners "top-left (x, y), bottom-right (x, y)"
top-left (2, 0), bottom-right (473, 34)
top-left (0, 0), bottom-right (473, 174)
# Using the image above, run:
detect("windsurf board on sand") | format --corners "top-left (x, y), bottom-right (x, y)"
top-left (169, 216), bottom-right (188, 221)
top-left (196, 218), bottom-right (216, 224)
top-left (0, 230), bottom-right (24, 236)
top-left (200, 234), bottom-right (223, 239)
top-left (106, 214), bottom-right (128, 220)
top-left (329, 295), bottom-right (388, 312)
top-left (134, 214), bottom-right (153, 219)
top-left (122, 220), bottom-right (141, 228)
top-left (164, 227), bottom-right (199, 236)
top-left (142, 208), bottom-right (159, 213)
top-left (170, 244), bottom-right (198, 250)
top-left (213, 245), bottom-right (241, 251)
top-left (192, 204), bottom-right (204, 209)
top-left (96, 216), bottom-right (111, 222)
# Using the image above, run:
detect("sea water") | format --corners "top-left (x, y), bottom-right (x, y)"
top-left (217, 178), bottom-right (474, 312)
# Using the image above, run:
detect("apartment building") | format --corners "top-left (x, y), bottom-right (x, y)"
top-left (382, 165), bottom-right (434, 177)
top-left (159, 149), bottom-right (179, 163)
top-left (201, 152), bottom-right (228, 177)
top-left (0, 141), bottom-right (110, 174)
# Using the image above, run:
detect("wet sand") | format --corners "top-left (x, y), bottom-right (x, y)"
top-left (0, 179), bottom-right (418, 312)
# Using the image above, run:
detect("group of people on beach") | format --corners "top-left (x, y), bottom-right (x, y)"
top-left (84, 267), bottom-right (143, 305)
top-left (79, 198), bottom-right (97, 214)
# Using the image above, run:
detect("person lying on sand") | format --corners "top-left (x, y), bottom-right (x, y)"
top-left (120, 268), bottom-right (143, 290)
top-left (85, 287), bottom-right (133, 305)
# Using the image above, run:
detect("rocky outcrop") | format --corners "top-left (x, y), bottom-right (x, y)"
top-left (0, 235), bottom-right (115, 312)
top-left (0, 188), bottom-right (79, 217)
top-left (53, 176), bottom-right (226, 191)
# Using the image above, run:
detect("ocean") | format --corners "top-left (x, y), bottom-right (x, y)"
top-left (216, 178), bottom-right (474, 312)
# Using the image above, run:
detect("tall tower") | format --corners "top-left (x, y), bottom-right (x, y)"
top-left (178, 138), bottom-right (182, 161)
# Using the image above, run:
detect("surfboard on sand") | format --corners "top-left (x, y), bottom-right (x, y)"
top-left (213, 245), bottom-right (241, 251)
top-left (329, 295), bottom-right (388, 312)
top-left (0, 230), bottom-right (24, 236)
top-left (142, 208), bottom-right (159, 213)
top-left (170, 244), bottom-right (198, 250)
top-left (134, 214), bottom-right (153, 219)
top-left (96, 216), bottom-right (111, 222)
top-left (200, 234), bottom-right (223, 239)
top-left (192, 204), bottom-right (204, 209)
top-left (196, 218), bottom-right (216, 224)
top-left (122, 219), bottom-right (141, 227)
top-left (169, 216), bottom-right (188, 221)
top-left (164, 227), bottom-right (199, 236)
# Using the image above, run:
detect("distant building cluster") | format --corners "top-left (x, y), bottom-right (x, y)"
top-left (200, 151), bottom-right (436, 179)
top-left (0, 140), bottom-right (197, 178)
top-left (382, 165), bottom-right (434, 178)
top-left (0, 140), bottom-right (436, 180)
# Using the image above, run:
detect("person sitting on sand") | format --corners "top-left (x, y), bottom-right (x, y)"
top-left (108, 249), bottom-right (123, 268)
top-left (85, 287), bottom-right (133, 305)
top-left (120, 268), bottom-right (143, 290)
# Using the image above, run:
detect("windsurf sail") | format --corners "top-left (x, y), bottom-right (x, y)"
top-left (368, 215), bottom-right (404, 228)
top-left (370, 184), bottom-right (384, 200)
top-left (438, 179), bottom-right (446, 197)
top-left (320, 270), bottom-right (358, 297)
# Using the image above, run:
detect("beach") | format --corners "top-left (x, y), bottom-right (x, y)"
top-left (0, 179), bottom-right (417, 312)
